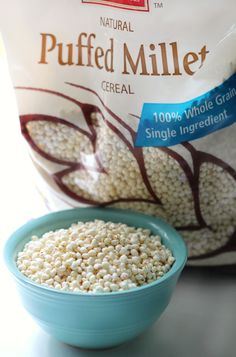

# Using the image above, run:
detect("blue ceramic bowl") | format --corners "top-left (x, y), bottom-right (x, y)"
top-left (4, 208), bottom-right (187, 349)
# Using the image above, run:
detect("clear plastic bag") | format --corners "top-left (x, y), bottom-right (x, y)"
top-left (0, 0), bottom-right (236, 265)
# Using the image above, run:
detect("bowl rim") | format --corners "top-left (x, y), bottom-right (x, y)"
top-left (4, 207), bottom-right (187, 297)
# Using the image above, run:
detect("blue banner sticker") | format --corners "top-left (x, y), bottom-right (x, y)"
top-left (135, 73), bottom-right (236, 147)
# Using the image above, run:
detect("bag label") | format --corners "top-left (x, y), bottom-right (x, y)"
top-left (82, 0), bottom-right (149, 11)
top-left (135, 73), bottom-right (236, 147)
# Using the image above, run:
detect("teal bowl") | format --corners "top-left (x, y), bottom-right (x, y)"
top-left (4, 208), bottom-right (187, 349)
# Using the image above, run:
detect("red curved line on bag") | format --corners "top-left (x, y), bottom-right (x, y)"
top-left (129, 113), bottom-right (140, 120)
top-left (17, 88), bottom-right (108, 172)
top-left (21, 121), bottom-right (76, 167)
top-left (21, 114), bottom-right (91, 138)
top-left (181, 140), bottom-right (236, 183)
top-left (160, 146), bottom-right (209, 229)
top-left (200, 152), bottom-right (236, 180)
top-left (98, 113), bottom-right (163, 205)
top-left (17, 87), bottom-right (160, 201)
top-left (189, 229), bottom-right (236, 260)
top-left (18, 86), bottom-right (162, 203)
top-left (87, 109), bottom-right (163, 205)
top-left (105, 121), bottom-right (162, 204)
top-left (102, 198), bottom-right (158, 206)
top-left (20, 114), bottom-right (103, 167)
top-left (134, 149), bottom-right (163, 204)
top-left (53, 167), bottom-right (103, 205)
top-left (176, 225), bottom-right (204, 231)
top-left (16, 86), bottom-right (101, 140)
top-left (16, 86), bottom-right (85, 109)
top-left (65, 82), bottom-right (136, 137)
top-left (16, 86), bottom-right (98, 153)
top-left (182, 142), bottom-right (236, 237)
top-left (54, 168), bottom-right (160, 207)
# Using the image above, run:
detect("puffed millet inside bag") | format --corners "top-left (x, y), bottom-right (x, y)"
top-left (0, 0), bottom-right (235, 266)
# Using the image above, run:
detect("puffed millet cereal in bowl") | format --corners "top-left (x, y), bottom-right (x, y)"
top-left (16, 220), bottom-right (175, 293)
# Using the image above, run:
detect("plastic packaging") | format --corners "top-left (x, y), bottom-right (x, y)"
top-left (0, 0), bottom-right (235, 265)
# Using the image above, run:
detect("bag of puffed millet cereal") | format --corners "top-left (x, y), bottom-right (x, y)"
top-left (0, 0), bottom-right (236, 266)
